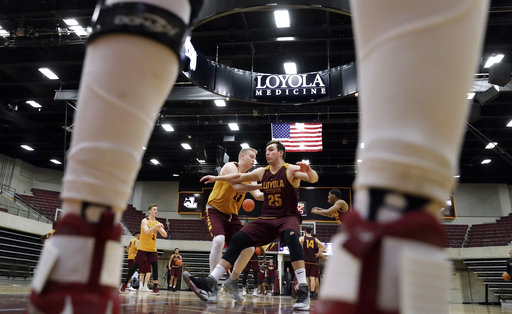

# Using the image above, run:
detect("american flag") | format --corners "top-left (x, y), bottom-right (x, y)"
top-left (271, 123), bottom-right (323, 152)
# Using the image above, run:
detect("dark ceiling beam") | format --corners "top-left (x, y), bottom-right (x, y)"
top-left (0, 60), bottom-right (82, 69)
top-left (0, 81), bottom-right (76, 87)
top-left (192, 24), bottom-right (353, 38)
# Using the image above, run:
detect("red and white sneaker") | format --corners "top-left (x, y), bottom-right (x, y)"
top-left (28, 209), bottom-right (123, 314)
top-left (152, 284), bottom-right (160, 295)
top-left (314, 210), bottom-right (449, 314)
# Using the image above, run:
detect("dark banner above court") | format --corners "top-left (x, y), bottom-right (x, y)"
top-left (181, 47), bottom-right (356, 104)
top-left (254, 72), bottom-right (329, 101)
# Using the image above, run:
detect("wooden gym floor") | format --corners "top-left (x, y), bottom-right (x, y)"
top-left (0, 284), bottom-right (511, 313)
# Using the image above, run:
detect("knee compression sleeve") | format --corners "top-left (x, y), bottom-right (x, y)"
top-left (351, 0), bottom-right (489, 203)
top-left (210, 235), bottom-right (225, 272)
top-left (222, 232), bottom-right (255, 265)
top-left (151, 261), bottom-right (158, 280)
top-left (89, 0), bottom-right (195, 56)
top-left (282, 229), bottom-right (304, 262)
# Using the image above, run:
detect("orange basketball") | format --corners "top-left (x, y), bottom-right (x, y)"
top-left (242, 199), bottom-right (255, 212)
top-left (503, 272), bottom-right (510, 281)
top-left (255, 246), bottom-right (262, 256)
top-left (176, 259), bottom-right (182, 267)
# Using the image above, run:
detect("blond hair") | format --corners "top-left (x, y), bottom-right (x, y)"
top-left (238, 147), bottom-right (258, 160)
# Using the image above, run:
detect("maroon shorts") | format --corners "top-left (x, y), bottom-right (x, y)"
top-left (204, 206), bottom-right (243, 244)
top-left (241, 215), bottom-right (301, 245)
top-left (135, 250), bottom-right (158, 273)
top-left (170, 266), bottom-right (181, 278)
top-left (243, 260), bottom-right (259, 272)
top-left (305, 262), bottom-right (320, 277)
top-left (258, 272), bottom-right (265, 282)
top-left (128, 259), bottom-right (135, 271)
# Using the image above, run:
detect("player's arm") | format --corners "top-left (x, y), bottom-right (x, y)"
top-left (315, 239), bottom-right (327, 257)
top-left (312, 200), bottom-right (348, 217)
top-left (249, 188), bottom-right (264, 201)
top-left (299, 236), bottom-right (304, 245)
top-left (168, 255), bottom-right (173, 269)
top-left (289, 162), bottom-right (319, 183)
top-left (233, 182), bottom-right (262, 192)
top-left (142, 218), bottom-right (164, 235)
top-left (126, 242), bottom-right (131, 254)
top-left (157, 224), bottom-right (167, 238)
top-left (201, 167), bottom-right (264, 184)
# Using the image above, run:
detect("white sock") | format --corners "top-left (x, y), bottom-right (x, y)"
top-left (210, 264), bottom-right (227, 282)
top-left (209, 235), bottom-right (225, 272)
top-left (351, 0), bottom-right (489, 204)
top-left (61, 0), bottom-right (191, 213)
top-left (295, 268), bottom-right (307, 286)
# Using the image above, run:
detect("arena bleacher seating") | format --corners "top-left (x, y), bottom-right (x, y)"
top-left (0, 227), bottom-right (43, 280)
top-left (464, 214), bottom-right (512, 247)
top-left (443, 224), bottom-right (469, 248)
top-left (168, 219), bottom-right (210, 241)
top-left (15, 188), bottom-right (61, 221)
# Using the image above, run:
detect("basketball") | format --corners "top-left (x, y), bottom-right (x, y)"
top-left (503, 272), bottom-right (510, 281)
top-left (255, 246), bottom-right (262, 256)
top-left (176, 259), bottom-right (182, 267)
top-left (242, 199), bottom-right (255, 212)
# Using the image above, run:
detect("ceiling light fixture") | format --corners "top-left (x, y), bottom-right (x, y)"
top-left (485, 142), bottom-right (497, 149)
top-left (161, 123), bottom-right (174, 132)
top-left (481, 159), bottom-right (491, 165)
top-left (240, 143), bottom-right (250, 149)
top-left (228, 123), bottom-right (239, 131)
top-left (150, 159), bottom-right (160, 165)
top-left (38, 67), bottom-right (59, 80)
top-left (63, 18), bottom-right (79, 26)
top-left (181, 143), bottom-right (192, 150)
top-left (284, 62), bottom-right (297, 74)
top-left (214, 100), bottom-right (226, 107)
top-left (484, 54), bottom-right (504, 68)
top-left (50, 159), bottom-right (62, 165)
top-left (507, 120), bottom-right (512, 127)
top-left (21, 145), bottom-right (34, 151)
top-left (277, 37), bottom-right (295, 41)
top-left (197, 158), bottom-right (206, 164)
top-left (26, 100), bottom-right (41, 108)
top-left (274, 10), bottom-right (290, 28)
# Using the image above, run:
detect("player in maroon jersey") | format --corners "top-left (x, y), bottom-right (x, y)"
top-left (312, 189), bottom-right (349, 224)
top-left (300, 226), bottom-right (326, 299)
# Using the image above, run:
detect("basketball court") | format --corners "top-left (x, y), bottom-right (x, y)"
top-left (0, 284), bottom-right (511, 313)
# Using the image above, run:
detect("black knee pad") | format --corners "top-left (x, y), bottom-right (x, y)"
top-left (151, 261), bottom-right (158, 281)
top-left (124, 263), bottom-right (139, 283)
top-left (282, 229), bottom-right (304, 262)
top-left (222, 231), bottom-right (255, 265)
top-left (89, 1), bottom-right (190, 57)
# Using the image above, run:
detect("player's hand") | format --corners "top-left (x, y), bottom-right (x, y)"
top-left (156, 223), bottom-right (164, 229)
top-left (311, 207), bottom-right (320, 214)
top-left (200, 175), bottom-right (217, 184)
top-left (296, 162), bottom-right (312, 173)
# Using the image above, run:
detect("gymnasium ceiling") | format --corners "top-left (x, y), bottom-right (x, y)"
top-left (0, 0), bottom-right (512, 185)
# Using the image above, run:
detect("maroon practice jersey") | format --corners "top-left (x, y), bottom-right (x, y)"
top-left (303, 235), bottom-right (319, 263)
top-left (261, 164), bottom-right (299, 218)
